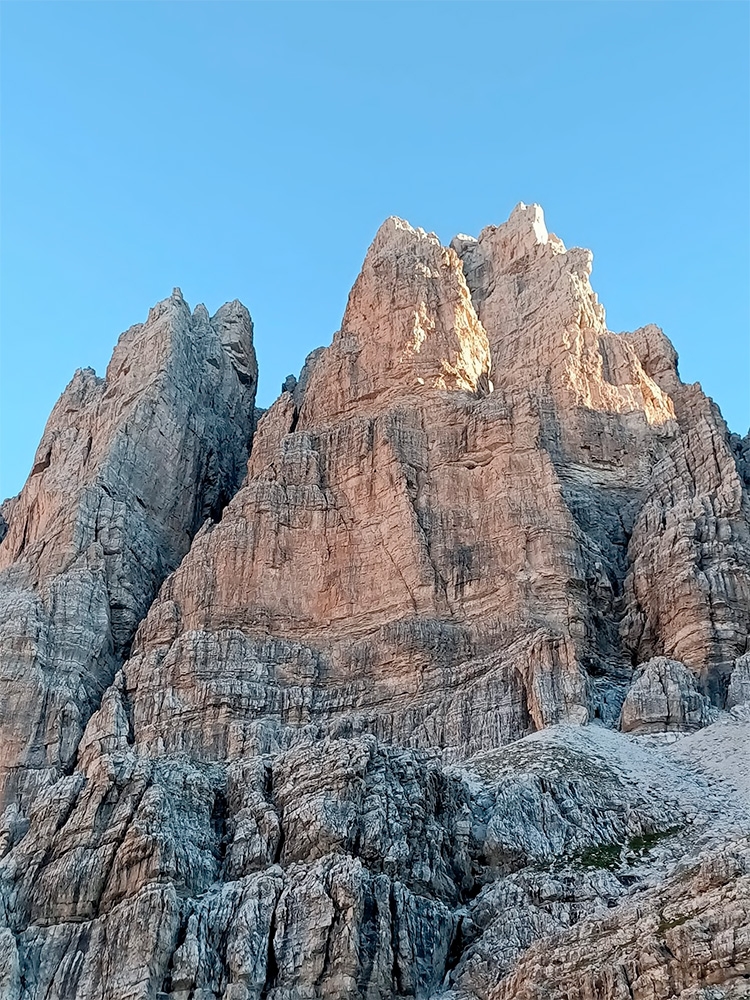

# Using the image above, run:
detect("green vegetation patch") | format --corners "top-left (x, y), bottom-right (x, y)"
top-left (571, 825), bottom-right (684, 871)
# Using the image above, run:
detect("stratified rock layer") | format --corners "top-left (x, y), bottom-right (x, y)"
top-left (121, 209), bottom-right (750, 761)
top-left (0, 290), bottom-right (257, 805)
top-left (0, 205), bottom-right (748, 999)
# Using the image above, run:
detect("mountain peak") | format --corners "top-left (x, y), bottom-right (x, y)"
top-left (299, 212), bottom-right (491, 425)
top-left (0, 206), bottom-right (748, 1000)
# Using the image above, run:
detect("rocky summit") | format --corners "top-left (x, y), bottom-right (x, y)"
top-left (0, 204), bottom-right (748, 1000)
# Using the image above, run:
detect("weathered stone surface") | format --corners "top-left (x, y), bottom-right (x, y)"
top-left (480, 838), bottom-right (750, 1000)
top-left (728, 653), bottom-right (750, 709)
top-left (452, 204), bottom-right (676, 428)
top-left (2, 701), bottom-right (746, 1000)
top-left (620, 657), bottom-right (718, 734)
top-left (111, 206), bottom-right (750, 773)
top-left (300, 217), bottom-right (492, 424)
top-left (1, 205), bottom-right (748, 998)
top-left (0, 290), bottom-right (257, 805)
top-left (621, 388), bottom-right (750, 697)
top-left (124, 219), bottom-right (604, 761)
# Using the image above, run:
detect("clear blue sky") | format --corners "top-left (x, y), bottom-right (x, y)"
top-left (2, 1), bottom-right (748, 500)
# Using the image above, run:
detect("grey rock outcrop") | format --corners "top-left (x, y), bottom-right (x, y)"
top-left (620, 657), bottom-right (719, 733)
top-left (475, 836), bottom-right (750, 1000)
top-left (0, 290), bottom-right (257, 806)
top-left (728, 652), bottom-right (750, 709)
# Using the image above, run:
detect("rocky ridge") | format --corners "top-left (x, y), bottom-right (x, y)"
top-left (0, 204), bottom-right (748, 999)
top-left (0, 290), bottom-right (257, 804)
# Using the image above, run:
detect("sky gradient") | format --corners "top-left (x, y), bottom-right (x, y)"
top-left (2, 0), bottom-right (748, 499)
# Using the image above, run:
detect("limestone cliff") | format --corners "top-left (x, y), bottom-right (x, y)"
top-left (0, 206), bottom-right (748, 1000)
top-left (0, 290), bottom-right (257, 805)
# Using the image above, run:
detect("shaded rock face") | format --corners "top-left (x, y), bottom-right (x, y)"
top-left (485, 835), bottom-right (750, 1000)
top-left (728, 653), bottom-right (750, 709)
top-left (0, 291), bottom-right (257, 805)
top-left (619, 657), bottom-right (719, 734)
top-left (0, 205), bottom-right (749, 999)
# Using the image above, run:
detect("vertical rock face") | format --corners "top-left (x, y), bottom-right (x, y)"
top-left (117, 207), bottom-right (749, 764)
top-left (300, 217), bottom-right (492, 424)
top-left (123, 217), bottom-right (599, 761)
top-left (0, 290), bottom-right (257, 804)
top-left (622, 386), bottom-right (750, 694)
top-left (452, 203), bottom-right (675, 424)
top-left (1, 206), bottom-right (749, 1000)
top-left (452, 204), bottom-right (750, 706)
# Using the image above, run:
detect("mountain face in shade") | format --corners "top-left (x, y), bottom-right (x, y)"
top-left (0, 205), bottom-right (748, 1000)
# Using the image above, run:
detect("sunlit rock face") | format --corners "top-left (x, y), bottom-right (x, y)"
top-left (301, 216), bottom-right (493, 423)
top-left (0, 205), bottom-right (748, 1000)
top-left (120, 205), bottom-right (749, 762)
